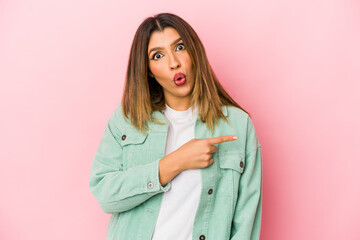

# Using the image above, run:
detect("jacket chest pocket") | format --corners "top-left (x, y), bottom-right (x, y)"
top-left (118, 131), bottom-right (149, 169)
top-left (217, 152), bottom-right (245, 198)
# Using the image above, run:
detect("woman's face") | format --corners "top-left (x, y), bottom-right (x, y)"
top-left (148, 27), bottom-right (195, 110)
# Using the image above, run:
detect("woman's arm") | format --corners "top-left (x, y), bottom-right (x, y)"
top-left (159, 154), bottom-right (183, 186)
top-left (89, 110), bottom-right (176, 214)
top-left (231, 116), bottom-right (263, 240)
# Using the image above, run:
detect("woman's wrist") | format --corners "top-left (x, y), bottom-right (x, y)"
top-left (159, 153), bottom-right (183, 186)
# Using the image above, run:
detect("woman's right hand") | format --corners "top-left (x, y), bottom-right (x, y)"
top-left (158, 135), bottom-right (238, 186)
top-left (170, 135), bottom-right (238, 171)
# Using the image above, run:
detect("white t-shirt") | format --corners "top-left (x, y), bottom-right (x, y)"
top-left (151, 104), bottom-right (202, 240)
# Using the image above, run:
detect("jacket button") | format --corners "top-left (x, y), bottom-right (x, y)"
top-left (121, 135), bottom-right (126, 141)
top-left (199, 235), bottom-right (205, 240)
top-left (208, 189), bottom-right (213, 195)
top-left (147, 182), bottom-right (154, 189)
top-left (240, 161), bottom-right (244, 168)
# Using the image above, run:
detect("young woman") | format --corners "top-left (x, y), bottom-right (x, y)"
top-left (89, 12), bottom-right (262, 240)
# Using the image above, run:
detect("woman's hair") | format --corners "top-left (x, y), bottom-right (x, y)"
top-left (122, 12), bottom-right (250, 135)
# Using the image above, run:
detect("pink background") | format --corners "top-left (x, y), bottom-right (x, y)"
top-left (1, 0), bottom-right (359, 239)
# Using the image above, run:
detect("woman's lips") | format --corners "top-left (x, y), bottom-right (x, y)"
top-left (173, 72), bottom-right (186, 86)
top-left (173, 72), bottom-right (185, 81)
top-left (174, 77), bottom-right (186, 86)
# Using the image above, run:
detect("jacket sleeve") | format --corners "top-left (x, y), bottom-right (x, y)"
top-left (231, 116), bottom-right (263, 240)
top-left (89, 108), bottom-right (171, 214)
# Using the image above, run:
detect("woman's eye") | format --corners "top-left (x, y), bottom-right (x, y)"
top-left (152, 52), bottom-right (163, 60)
top-left (176, 43), bottom-right (185, 51)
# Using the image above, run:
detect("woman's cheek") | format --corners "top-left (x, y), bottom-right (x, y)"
top-left (150, 63), bottom-right (164, 77)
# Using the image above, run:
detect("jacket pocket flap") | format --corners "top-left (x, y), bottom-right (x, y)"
top-left (119, 131), bottom-right (148, 147)
top-left (218, 152), bottom-right (245, 173)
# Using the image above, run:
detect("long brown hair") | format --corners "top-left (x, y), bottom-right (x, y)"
top-left (122, 12), bottom-right (250, 135)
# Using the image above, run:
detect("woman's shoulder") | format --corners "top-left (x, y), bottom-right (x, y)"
top-left (224, 105), bottom-right (250, 122)
top-left (112, 103), bottom-right (124, 119)
top-left (108, 103), bottom-right (137, 133)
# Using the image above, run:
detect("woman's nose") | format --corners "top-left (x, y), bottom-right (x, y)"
top-left (168, 53), bottom-right (180, 69)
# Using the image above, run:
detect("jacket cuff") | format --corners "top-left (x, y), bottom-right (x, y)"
top-left (147, 158), bottom-right (171, 193)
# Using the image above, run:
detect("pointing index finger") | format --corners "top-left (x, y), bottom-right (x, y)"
top-left (207, 135), bottom-right (238, 145)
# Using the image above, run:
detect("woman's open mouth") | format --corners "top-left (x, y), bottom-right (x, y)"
top-left (173, 72), bottom-right (186, 86)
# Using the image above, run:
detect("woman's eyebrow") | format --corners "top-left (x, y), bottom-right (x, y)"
top-left (148, 37), bottom-right (182, 55)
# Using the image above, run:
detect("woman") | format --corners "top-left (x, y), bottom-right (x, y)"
top-left (89, 12), bottom-right (262, 240)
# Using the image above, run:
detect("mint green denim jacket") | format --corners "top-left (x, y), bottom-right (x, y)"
top-left (89, 103), bottom-right (262, 240)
